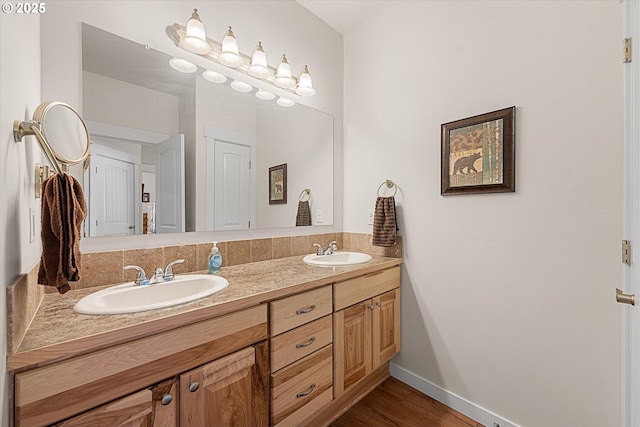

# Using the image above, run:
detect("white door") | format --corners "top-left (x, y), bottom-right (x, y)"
top-left (88, 154), bottom-right (135, 236)
top-left (154, 134), bottom-right (185, 234)
top-left (622, 1), bottom-right (639, 425)
top-left (214, 140), bottom-right (251, 231)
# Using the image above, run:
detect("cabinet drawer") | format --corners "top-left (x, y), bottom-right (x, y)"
top-left (271, 315), bottom-right (333, 372)
top-left (334, 266), bottom-right (400, 311)
top-left (270, 286), bottom-right (332, 335)
top-left (271, 345), bottom-right (333, 426)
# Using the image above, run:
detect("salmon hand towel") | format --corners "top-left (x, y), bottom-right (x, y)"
top-left (38, 173), bottom-right (87, 294)
top-left (372, 196), bottom-right (398, 247)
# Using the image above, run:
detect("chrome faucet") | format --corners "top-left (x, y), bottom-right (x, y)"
top-left (164, 259), bottom-right (185, 281)
top-left (149, 267), bottom-right (165, 284)
top-left (123, 258), bottom-right (185, 286)
top-left (123, 265), bottom-right (149, 286)
top-left (313, 243), bottom-right (323, 255)
top-left (324, 241), bottom-right (338, 255)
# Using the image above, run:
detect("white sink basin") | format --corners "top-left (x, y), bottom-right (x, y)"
top-left (303, 251), bottom-right (372, 266)
top-left (74, 274), bottom-right (229, 315)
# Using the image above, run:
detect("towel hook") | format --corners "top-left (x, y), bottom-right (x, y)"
top-left (299, 188), bottom-right (311, 202)
top-left (377, 179), bottom-right (397, 197)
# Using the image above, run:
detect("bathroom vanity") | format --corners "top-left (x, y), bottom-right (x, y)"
top-left (8, 254), bottom-right (401, 427)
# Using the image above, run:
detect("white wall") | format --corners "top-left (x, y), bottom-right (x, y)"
top-left (343, 1), bottom-right (622, 426)
top-left (83, 71), bottom-right (180, 135)
top-left (0, 11), bottom-right (41, 426)
top-left (40, 0), bottom-right (344, 251)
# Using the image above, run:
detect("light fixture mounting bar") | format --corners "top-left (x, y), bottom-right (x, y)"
top-left (166, 23), bottom-right (299, 95)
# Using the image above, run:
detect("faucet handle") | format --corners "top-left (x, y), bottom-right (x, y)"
top-left (313, 243), bottom-right (323, 255)
top-left (164, 259), bottom-right (185, 281)
top-left (328, 241), bottom-right (338, 250)
top-left (123, 265), bottom-right (148, 286)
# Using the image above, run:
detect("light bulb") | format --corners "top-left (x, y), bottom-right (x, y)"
top-left (276, 97), bottom-right (295, 107)
top-left (202, 70), bottom-right (227, 84)
top-left (249, 41), bottom-right (270, 78)
top-left (169, 57), bottom-right (197, 73)
top-left (218, 26), bottom-right (243, 68)
top-left (230, 80), bottom-right (253, 93)
top-left (296, 65), bottom-right (315, 96)
top-left (275, 54), bottom-right (295, 88)
top-left (181, 9), bottom-right (211, 55)
top-left (255, 89), bottom-right (275, 101)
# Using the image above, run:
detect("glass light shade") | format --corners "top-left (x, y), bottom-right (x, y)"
top-left (202, 70), bottom-right (227, 84)
top-left (255, 89), bottom-right (275, 101)
top-left (275, 54), bottom-right (295, 88)
top-left (230, 80), bottom-right (253, 93)
top-left (218, 26), bottom-right (243, 68)
top-left (296, 65), bottom-right (315, 96)
top-left (169, 57), bottom-right (197, 73)
top-left (276, 97), bottom-right (295, 107)
top-left (249, 42), bottom-right (270, 78)
top-left (181, 9), bottom-right (211, 55)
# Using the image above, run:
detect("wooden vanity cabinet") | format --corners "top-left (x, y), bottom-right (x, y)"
top-left (333, 267), bottom-right (400, 398)
top-left (13, 305), bottom-right (267, 427)
top-left (54, 379), bottom-right (178, 427)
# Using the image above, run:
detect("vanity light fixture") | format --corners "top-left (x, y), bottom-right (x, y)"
top-left (249, 42), bottom-right (270, 78)
top-left (202, 69), bottom-right (227, 83)
top-left (218, 26), bottom-right (243, 68)
top-left (169, 57), bottom-right (197, 73)
top-left (166, 12), bottom-right (316, 98)
top-left (180, 9), bottom-right (211, 55)
top-left (230, 80), bottom-right (253, 93)
top-left (255, 89), bottom-right (276, 101)
top-left (296, 65), bottom-right (315, 96)
top-left (275, 54), bottom-right (295, 88)
top-left (276, 97), bottom-right (295, 107)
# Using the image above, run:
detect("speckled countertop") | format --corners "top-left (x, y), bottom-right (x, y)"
top-left (9, 254), bottom-right (401, 371)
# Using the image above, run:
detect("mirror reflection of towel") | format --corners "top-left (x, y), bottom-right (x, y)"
top-left (38, 173), bottom-right (87, 294)
top-left (296, 200), bottom-right (312, 226)
top-left (372, 196), bottom-right (398, 247)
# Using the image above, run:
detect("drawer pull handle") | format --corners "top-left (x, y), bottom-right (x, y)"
top-left (368, 304), bottom-right (375, 310)
top-left (375, 302), bottom-right (382, 308)
top-left (296, 383), bottom-right (317, 398)
top-left (161, 394), bottom-right (173, 405)
top-left (296, 305), bottom-right (316, 315)
top-left (296, 337), bottom-right (316, 348)
top-left (189, 381), bottom-right (200, 393)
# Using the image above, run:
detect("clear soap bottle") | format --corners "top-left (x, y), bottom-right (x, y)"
top-left (208, 242), bottom-right (222, 274)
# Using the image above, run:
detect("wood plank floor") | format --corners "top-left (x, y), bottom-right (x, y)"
top-left (329, 377), bottom-right (485, 427)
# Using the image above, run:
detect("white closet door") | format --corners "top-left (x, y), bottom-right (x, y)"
top-left (89, 154), bottom-right (135, 236)
top-left (214, 140), bottom-right (251, 231)
top-left (154, 134), bottom-right (185, 234)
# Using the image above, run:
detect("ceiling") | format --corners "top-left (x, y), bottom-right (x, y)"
top-left (296, 0), bottom-right (388, 34)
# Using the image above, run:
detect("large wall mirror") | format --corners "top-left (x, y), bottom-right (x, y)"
top-left (77, 24), bottom-right (333, 237)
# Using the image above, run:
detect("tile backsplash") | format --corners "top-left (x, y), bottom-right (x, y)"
top-left (6, 232), bottom-right (402, 354)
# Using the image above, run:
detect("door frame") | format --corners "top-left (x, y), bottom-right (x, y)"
top-left (622, 1), bottom-right (639, 425)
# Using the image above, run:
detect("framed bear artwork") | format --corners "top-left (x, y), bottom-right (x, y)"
top-left (441, 106), bottom-right (515, 195)
top-left (269, 163), bottom-right (287, 204)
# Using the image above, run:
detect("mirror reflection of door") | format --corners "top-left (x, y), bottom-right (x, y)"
top-left (87, 141), bottom-right (136, 237)
top-left (214, 140), bottom-right (251, 231)
top-left (155, 134), bottom-right (185, 234)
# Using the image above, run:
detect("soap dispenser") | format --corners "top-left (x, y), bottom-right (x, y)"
top-left (208, 242), bottom-right (222, 274)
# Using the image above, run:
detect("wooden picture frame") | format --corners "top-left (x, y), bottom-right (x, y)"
top-left (269, 163), bottom-right (287, 204)
top-left (441, 106), bottom-right (515, 195)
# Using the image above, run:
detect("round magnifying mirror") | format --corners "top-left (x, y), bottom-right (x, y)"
top-left (34, 102), bottom-right (90, 165)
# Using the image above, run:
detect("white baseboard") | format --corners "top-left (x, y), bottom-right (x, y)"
top-left (389, 363), bottom-right (519, 427)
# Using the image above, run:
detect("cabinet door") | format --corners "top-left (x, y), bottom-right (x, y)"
top-left (333, 300), bottom-right (372, 398)
top-left (372, 288), bottom-right (401, 369)
top-left (56, 379), bottom-right (178, 427)
top-left (180, 345), bottom-right (267, 427)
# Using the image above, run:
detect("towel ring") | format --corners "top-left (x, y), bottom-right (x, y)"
top-left (299, 188), bottom-right (311, 202)
top-left (377, 179), bottom-right (397, 197)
